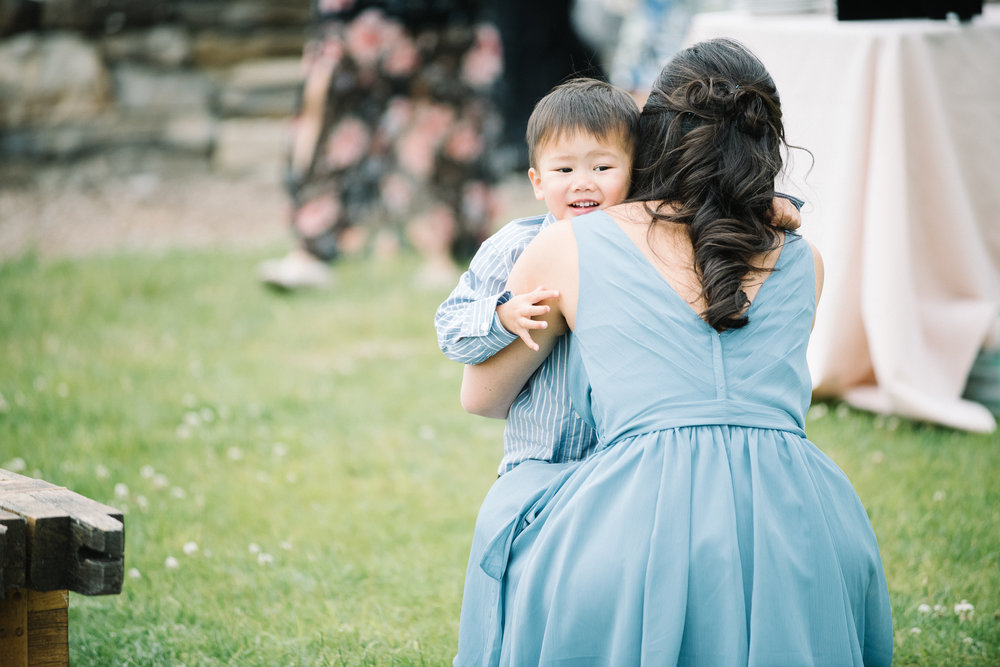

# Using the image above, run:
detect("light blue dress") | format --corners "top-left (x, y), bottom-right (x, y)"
top-left (455, 212), bottom-right (893, 666)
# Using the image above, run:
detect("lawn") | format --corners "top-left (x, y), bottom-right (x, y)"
top-left (0, 247), bottom-right (996, 665)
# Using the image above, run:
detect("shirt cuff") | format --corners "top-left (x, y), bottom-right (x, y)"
top-left (490, 291), bottom-right (518, 345)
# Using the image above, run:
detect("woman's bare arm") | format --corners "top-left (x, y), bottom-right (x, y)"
top-left (460, 221), bottom-right (577, 418)
top-left (808, 239), bottom-right (824, 329)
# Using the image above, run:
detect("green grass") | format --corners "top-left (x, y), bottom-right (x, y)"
top-left (0, 247), bottom-right (997, 665)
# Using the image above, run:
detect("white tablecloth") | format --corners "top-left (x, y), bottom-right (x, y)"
top-left (686, 7), bottom-right (1000, 432)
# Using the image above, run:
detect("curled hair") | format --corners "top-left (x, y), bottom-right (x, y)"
top-left (629, 38), bottom-right (788, 332)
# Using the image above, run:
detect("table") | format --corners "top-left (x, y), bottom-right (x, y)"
top-left (686, 6), bottom-right (1000, 432)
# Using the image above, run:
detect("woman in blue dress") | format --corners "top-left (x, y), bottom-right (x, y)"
top-left (457, 38), bottom-right (893, 665)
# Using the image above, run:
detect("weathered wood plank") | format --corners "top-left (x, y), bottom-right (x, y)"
top-left (35, 491), bottom-right (124, 596)
top-left (0, 493), bottom-right (71, 593)
top-left (27, 590), bottom-right (68, 667)
top-left (0, 510), bottom-right (27, 594)
top-left (0, 587), bottom-right (28, 666)
top-left (44, 490), bottom-right (124, 557)
top-left (0, 481), bottom-right (60, 496)
top-left (0, 470), bottom-right (124, 596)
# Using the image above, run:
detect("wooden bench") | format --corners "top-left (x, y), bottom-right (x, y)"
top-left (0, 468), bottom-right (124, 666)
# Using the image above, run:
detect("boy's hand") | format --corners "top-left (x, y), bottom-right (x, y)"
top-left (770, 196), bottom-right (802, 231)
top-left (498, 286), bottom-right (560, 351)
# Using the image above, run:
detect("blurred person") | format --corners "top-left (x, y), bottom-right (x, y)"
top-left (573, 0), bottom-right (706, 104)
top-left (258, 0), bottom-right (504, 290)
top-left (610, 0), bottom-right (697, 102)
top-left (490, 0), bottom-right (606, 172)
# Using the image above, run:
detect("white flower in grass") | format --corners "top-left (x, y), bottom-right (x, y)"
top-left (954, 600), bottom-right (974, 621)
top-left (136, 495), bottom-right (149, 511)
top-left (257, 552), bottom-right (274, 566)
top-left (419, 425), bottom-right (435, 440)
top-left (114, 483), bottom-right (130, 499)
top-left (917, 603), bottom-right (931, 614)
top-left (199, 407), bottom-right (215, 423)
top-left (963, 637), bottom-right (974, 645)
top-left (909, 627), bottom-right (921, 635)
top-left (886, 416), bottom-right (901, 431)
top-left (5, 457), bottom-right (27, 472)
top-left (184, 411), bottom-right (201, 427)
top-left (128, 568), bottom-right (142, 580)
top-left (152, 473), bottom-right (169, 490)
top-left (286, 472), bottom-right (298, 484)
top-left (164, 556), bottom-right (179, 570)
top-left (934, 604), bottom-right (946, 615)
top-left (272, 442), bottom-right (287, 458)
top-left (176, 424), bottom-right (192, 440)
top-left (280, 541), bottom-right (293, 551)
top-left (170, 486), bottom-right (186, 499)
top-left (33, 376), bottom-right (46, 391)
top-left (933, 490), bottom-right (946, 502)
top-left (183, 541), bottom-right (199, 556)
top-left (835, 403), bottom-right (851, 419)
top-left (227, 446), bottom-right (244, 461)
top-left (95, 464), bottom-right (110, 479)
top-left (248, 543), bottom-right (261, 554)
top-left (140, 465), bottom-right (156, 479)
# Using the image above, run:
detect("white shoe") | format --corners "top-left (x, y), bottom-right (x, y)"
top-left (257, 252), bottom-right (332, 290)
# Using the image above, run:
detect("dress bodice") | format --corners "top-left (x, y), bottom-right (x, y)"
top-left (568, 212), bottom-right (816, 444)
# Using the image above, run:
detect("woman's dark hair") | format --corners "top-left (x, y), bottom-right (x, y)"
top-left (629, 38), bottom-right (787, 332)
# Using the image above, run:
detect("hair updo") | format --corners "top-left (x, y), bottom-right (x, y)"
top-left (629, 38), bottom-right (789, 332)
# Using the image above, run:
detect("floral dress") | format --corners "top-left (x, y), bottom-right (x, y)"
top-left (287, 0), bottom-right (504, 261)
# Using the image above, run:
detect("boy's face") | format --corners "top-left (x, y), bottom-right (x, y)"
top-left (528, 131), bottom-right (631, 221)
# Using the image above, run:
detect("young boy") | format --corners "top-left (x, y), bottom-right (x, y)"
top-left (435, 77), bottom-right (639, 476)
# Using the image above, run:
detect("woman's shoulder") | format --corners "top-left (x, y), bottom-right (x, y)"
top-left (531, 216), bottom-right (577, 246)
top-left (782, 232), bottom-right (822, 269)
top-left (778, 232), bottom-right (824, 305)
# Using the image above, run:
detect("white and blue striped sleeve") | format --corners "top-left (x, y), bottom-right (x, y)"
top-left (434, 234), bottom-right (520, 365)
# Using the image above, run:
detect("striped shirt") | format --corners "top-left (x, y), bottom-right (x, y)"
top-left (435, 213), bottom-right (601, 475)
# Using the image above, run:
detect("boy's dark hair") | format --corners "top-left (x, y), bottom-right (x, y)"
top-left (525, 78), bottom-right (640, 168)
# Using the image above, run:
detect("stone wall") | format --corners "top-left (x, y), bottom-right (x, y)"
top-left (0, 0), bottom-right (311, 173)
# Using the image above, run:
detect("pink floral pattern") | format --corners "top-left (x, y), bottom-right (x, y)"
top-left (462, 25), bottom-right (503, 88)
top-left (286, 6), bottom-right (503, 262)
top-left (324, 117), bottom-right (370, 169)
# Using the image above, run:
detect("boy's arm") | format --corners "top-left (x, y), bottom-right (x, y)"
top-left (462, 223), bottom-right (573, 419)
top-left (434, 231), bottom-right (522, 365)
